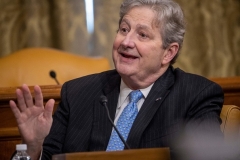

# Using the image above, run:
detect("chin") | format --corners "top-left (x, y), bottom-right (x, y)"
top-left (116, 65), bottom-right (135, 77)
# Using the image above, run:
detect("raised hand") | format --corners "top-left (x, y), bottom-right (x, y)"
top-left (9, 84), bottom-right (55, 158)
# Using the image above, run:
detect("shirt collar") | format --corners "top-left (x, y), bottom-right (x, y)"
top-left (118, 79), bottom-right (154, 109)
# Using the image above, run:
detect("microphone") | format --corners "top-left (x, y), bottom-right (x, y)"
top-left (100, 95), bottom-right (130, 149)
top-left (49, 70), bottom-right (60, 85)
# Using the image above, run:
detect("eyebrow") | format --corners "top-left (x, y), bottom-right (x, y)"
top-left (120, 18), bottom-right (130, 26)
top-left (136, 24), bottom-right (151, 31)
top-left (121, 18), bottom-right (152, 31)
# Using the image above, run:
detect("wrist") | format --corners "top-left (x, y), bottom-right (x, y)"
top-left (21, 141), bottom-right (43, 160)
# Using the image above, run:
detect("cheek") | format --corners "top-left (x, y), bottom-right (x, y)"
top-left (141, 47), bottom-right (163, 64)
top-left (113, 35), bottom-right (122, 50)
top-left (112, 37), bottom-right (120, 62)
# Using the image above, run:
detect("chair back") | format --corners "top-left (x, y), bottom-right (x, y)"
top-left (0, 48), bottom-right (111, 87)
top-left (220, 105), bottom-right (240, 144)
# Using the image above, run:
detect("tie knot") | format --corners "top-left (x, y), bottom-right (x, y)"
top-left (129, 90), bottom-right (143, 103)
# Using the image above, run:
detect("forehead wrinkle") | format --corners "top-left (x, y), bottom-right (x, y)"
top-left (123, 8), bottom-right (158, 30)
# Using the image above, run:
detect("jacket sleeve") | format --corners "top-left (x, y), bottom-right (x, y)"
top-left (41, 83), bottom-right (70, 159)
top-left (175, 82), bottom-right (225, 160)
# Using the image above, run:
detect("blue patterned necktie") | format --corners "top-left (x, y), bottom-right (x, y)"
top-left (106, 90), bottom-right (143, 151)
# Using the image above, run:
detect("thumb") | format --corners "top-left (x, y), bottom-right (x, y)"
top-left (44, 99), bottom-right (55, 119)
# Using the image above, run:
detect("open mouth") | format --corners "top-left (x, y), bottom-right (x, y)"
top-left (121, 53), bottom-right (137, 59)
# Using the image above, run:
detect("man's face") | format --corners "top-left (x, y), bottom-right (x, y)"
top-left (112, 6), bottom-right (170, 86)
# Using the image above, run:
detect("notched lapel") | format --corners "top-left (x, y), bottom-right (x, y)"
top-left (103, 72), bottom-right (121, 122)
top-left (89, 71), bottom-right (121, 150)
top-left (101, 75), bottom-right (120, 149)
top-left (126, 67), bottom-right (175, 148)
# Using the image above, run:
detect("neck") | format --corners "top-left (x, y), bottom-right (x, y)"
top-left (121, 65), bottom-right (169, 90)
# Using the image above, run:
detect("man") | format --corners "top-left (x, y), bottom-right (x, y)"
top-left (10, 0), bottom-right (224, 159)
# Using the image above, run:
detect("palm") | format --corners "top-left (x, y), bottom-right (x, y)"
top-left (17, 103), bottom-right (53, 143)
top-left (9, 84), bottom-right (55, 145)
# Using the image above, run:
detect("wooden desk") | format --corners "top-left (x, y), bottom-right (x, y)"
top-left (0, 77), bottom-right (239, 159)
top-left (52, 148), bottom-right (170, 160)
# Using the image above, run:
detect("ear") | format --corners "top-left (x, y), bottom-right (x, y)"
top-left (162, 42), bottom-right (179, 65)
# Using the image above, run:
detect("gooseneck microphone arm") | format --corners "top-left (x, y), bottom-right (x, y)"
top-left (49, 70), bottom-right (60, 85)
top-left (100, 95), bottom-right (130, 149)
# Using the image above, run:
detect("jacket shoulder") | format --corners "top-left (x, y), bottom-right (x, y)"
top-left (173, 68), bottom-right (220, 87)
top-left (65, 70), bottom-right (118, 87)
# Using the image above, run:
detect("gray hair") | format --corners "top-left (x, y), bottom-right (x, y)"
top-left (119, 0), bottom-right (186, 64)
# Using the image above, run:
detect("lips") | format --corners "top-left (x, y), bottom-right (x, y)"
top-left (120, 52), bottom-right (138, 59)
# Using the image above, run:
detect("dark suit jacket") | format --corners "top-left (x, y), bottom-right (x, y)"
top-left (42, 66), bottom-right (224, 159)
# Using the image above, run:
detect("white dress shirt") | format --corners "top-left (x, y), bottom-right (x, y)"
top-left (113, 79), bottom-right (154, 124)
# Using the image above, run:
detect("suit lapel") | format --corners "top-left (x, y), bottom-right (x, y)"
top-left (126, 67), bottom-right (175, 148)
top-left (103, 72), bottom-right (121, 122)
top-left (90, 71), bottom-right (121, 150)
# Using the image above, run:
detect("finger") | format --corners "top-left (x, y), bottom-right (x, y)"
top-left (16, 88), bottom-right (27, 112)
top-left (22, 84), bottom-right (34, 108)
top-left (44, 99), bottom-right (55, 119)
top-left (34, 85), bottom-right (43, 107)
top-left (9, 100), bottom-right (21, 119)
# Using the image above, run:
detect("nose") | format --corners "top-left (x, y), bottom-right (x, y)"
top-left (121, 32), bottom-right (135, 49)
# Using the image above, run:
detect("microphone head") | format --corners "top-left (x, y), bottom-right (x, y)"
top-left (100, 95), bottom-right (108, 104)
top-left (49, 70), bottom-right (56, 78)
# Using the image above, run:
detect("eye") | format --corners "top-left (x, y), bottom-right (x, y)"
top-left (119, 26), bottom-right (129, 35)
top-left (139, 33), bottom-right (147, 38)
